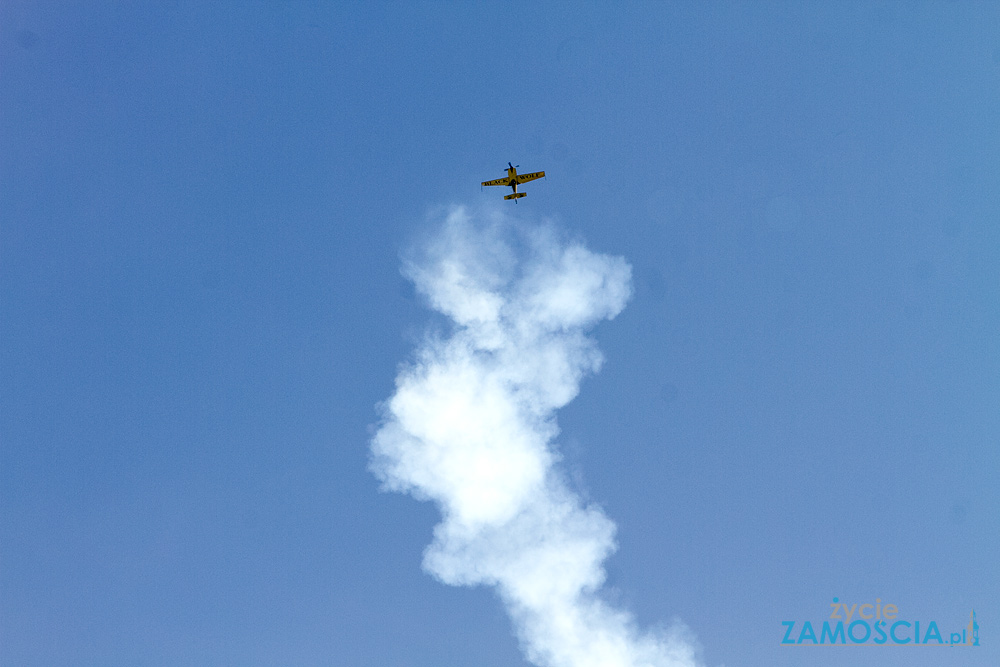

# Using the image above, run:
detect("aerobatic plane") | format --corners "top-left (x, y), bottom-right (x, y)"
top-left (481, 163), bottom-right (545, 201)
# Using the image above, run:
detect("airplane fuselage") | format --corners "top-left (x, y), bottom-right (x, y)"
top-left (506, 165), bottom-right (518, 193)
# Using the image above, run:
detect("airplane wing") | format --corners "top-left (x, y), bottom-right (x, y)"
top-left (482, 177), bottom-right (509, 187)
top-left (515, 171), bottom-right (545, 184)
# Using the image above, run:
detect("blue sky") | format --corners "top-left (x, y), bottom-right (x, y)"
top-left (2, 3), bottom-right (998, 666)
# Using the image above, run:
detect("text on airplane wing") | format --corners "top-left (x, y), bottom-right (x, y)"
top-left (482, 177), bottom-right (510, 187)
top-left (515, 171), bottom-right (545, 183)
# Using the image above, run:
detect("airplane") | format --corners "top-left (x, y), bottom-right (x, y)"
top-left (481, 163), bottom-right (545, 201)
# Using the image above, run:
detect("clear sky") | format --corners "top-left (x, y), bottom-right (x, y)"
top-left (2, 3), bottom-right (997, 666)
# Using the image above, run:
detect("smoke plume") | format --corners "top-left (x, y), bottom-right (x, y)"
top-left (371, 206), bottom-right (701, 667)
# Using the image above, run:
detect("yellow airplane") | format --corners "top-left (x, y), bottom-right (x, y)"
top-left (482, 163), bottom-right (545, 201)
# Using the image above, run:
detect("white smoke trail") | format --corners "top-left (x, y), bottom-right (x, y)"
top-left (371, 206), bottom-right (702, 667)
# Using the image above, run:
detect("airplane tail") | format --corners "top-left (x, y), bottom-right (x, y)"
top-left (504, 193), bottom-right (526, 201)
